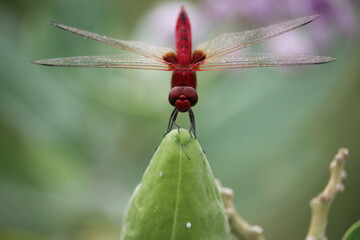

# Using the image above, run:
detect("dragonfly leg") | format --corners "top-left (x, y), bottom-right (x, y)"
top-left (165, 108), bottom-right (179, 136)
top-left (188, 109), bottom-right (196, 138)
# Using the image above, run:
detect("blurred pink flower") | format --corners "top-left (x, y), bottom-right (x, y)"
top-left (202, 0), bottom-right (356, 51)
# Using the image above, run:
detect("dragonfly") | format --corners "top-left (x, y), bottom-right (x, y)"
top-left (32, 6), bottom-right (335, 136)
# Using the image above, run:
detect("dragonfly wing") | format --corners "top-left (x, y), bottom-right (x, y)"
top-left (49, 22), bottom-right (175, 64)
top-left (195, 52), bottom-right (336, 71)
top-left (194, 15), bottom-right (320, 61)
top-left (32, 53), bottom-right (173, 71)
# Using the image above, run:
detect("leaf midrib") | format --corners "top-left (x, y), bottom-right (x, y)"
top-left (170, 144), bottom-right (183, 240)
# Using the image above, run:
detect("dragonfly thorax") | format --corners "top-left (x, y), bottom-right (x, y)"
top-left (168, 86), bottom-right (198, 112)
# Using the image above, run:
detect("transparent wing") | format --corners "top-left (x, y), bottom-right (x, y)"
top-left (44, 22), bottom-right (176, 65)
top-left (32, 53), bottom-right (173, 70)
top-left (195, 52), bottom-right (336, 71)
top-left (195, 15), bottom-right (320, 62)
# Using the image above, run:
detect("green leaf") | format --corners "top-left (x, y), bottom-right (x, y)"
top-left (342, 220), bottom-right (360, 240)
top-left (120, 129), bottom-right (230, 240)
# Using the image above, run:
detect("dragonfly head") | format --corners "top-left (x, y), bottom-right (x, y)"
top-left (169, 86), bottom-right (198, 112)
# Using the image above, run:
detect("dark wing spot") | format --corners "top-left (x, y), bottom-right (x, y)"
top-left (192, 50), bottom-right (206, 63)
top-left (163, 52), bottom-right (178, 64)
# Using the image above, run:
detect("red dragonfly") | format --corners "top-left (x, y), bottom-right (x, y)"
top-left (33, 7), bottom-right (335, 136)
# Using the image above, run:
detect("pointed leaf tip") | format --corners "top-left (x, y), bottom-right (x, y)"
top-left (164, 128), bottom-right (194, 147)
top-left (120, 128), bottom-right (230, 240)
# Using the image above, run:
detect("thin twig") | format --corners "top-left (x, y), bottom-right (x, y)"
top-left (305, 148), bottom-right (349, 240)
top-left (216, 180), bottom-right (266, 240)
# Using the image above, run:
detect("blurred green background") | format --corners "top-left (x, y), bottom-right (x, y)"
top-left (0, 0), bottom-right (359, 239)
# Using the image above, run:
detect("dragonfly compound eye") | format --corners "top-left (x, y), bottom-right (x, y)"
top-left (168, 86), bottom-right (183, 106)
top-left (183, 86), bottom-right (198, 106)
top-left (168, 86), bottom-right (198, 112)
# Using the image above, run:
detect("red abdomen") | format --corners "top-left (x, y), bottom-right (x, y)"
top-left (175, 7), bottom-right (192, 66)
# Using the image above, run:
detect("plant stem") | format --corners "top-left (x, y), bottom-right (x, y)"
top-left (216, 180), bottom-right (266, 240)
top-left (305, 148), bottom-right (349, 240)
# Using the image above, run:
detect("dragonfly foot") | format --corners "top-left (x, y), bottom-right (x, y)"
top-left (164, 108), bottom-right (179, 137)
top-left (164, 108), bottom-right (197, 138)
top-left (188, 109), bottom-right (197, 138)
